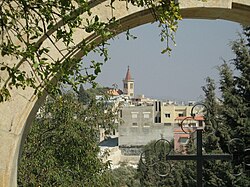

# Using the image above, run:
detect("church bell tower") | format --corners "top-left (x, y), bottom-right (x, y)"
top-left (123, 66), bottom-right (134, 97)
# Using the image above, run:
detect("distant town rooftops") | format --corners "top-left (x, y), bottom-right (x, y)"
top-left (107, 89), bottom-right (123, 96)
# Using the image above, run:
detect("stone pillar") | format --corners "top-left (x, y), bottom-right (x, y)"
top-left (0, 131), bottom-right (20, 187)
top-left (0, 87), bottom-right (45, 187)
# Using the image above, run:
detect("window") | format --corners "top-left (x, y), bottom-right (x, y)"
top-left (132, 122), bottom-right (138, 127)
top-left (154, 116), bottom-right (161, 123)
top-left (188, 123), bottom-right (196, 127)
top-left (144, 123), bottom-right (150, 127)
top-left (124, 83), bottom-right (127, 89)
top-left (131, 112), bottom-right (138, 119)
top-left (179, 137), bottom-right (189, 144)
top-left (130, 83), bottom-right (133, 89)
top-left (155, 101), bottom-right (161, 111)
top-left (178, 113), bottom-right (184, 117)
top-left (165, 113), bottom-right (171, 118)
top-left (120, 110), bottom-right (122, 118)
top-left (143, 112), bottom-right (150, 118)
top-left (130, 93), bottom-right (133, 96)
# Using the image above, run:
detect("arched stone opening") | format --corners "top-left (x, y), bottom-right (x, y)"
top-left (0, 0), bottom-right (250, 186)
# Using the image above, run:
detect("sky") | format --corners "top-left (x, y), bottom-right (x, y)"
top-left (82, 19), bottom-right (242, 102)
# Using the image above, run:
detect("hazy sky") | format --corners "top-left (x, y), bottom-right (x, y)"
top-left (83, 19), bottom-right (242, 102)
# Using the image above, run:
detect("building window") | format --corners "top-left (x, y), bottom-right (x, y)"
top-left (188, 123), bottom-right (196, 127)
top-left (143, 112), bottom-right (150, 118)
top-left (165, 113), bottom-right (171, 118)
top-left (144, 123), bottom-right (150, 127)
top-left (132, 122), bottom-right (138, 127)
top-left (120, 110), bottom-right (122, 118)
top-left (130, 93), bottom-right (133, 96)
top-left (130, 83), bottom-right (133, 89)
top-left (131, 112), bottom-right (138, 118)
top-left (155, 101), bottom-right (161, 111)
top-left (154, 116), bottom-right (161, 123)
top-left (124, 83), bottom-right (127, 89)
top-left (179, 137), bottom-right (189, 144)
top-left (178, 113), bottom-right (184, 117)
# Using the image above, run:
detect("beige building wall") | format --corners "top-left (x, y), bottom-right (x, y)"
top-left (161, 105), bottom-right (193, 124)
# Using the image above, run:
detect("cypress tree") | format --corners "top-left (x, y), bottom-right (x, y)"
top-left (78, 84), bottom-right (91, 105)
top-left (219, 27), bottom-right (250, 148)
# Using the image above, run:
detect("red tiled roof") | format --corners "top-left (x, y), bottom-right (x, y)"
top-left (107, 89), bottom-right (123, 96)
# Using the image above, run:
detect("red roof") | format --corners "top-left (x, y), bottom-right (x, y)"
top-left (107, 89), bottom-right (123, 96)
top-left (124, 66), bottom-right (132, 81)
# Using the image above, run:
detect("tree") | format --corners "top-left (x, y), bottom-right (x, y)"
top-left (202, 77), bottom-right (221, 153)
top-left (78, 84), bottom-right (91, 104)
top-left (18, 92), bottom-right (117, 186)
top-left (217, 27), bottom-right (250, 149)
top-left (106, 165), bottom-right (140, 187)
top-left (201, 77), bottom-right (237, 187)
top-left (201, 27), bottom-right (250, 186)
top-left (137, 140), bottom-right (196, 187)
top-left (0, 0), bottom-right (181, 102)
top-left (137, 57), bottom-right (250, 186)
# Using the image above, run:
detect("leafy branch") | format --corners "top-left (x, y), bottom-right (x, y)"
top-left (0, 0), bottom-right (181, 102)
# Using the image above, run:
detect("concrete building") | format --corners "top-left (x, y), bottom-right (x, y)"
top-left (118, 101), bottom-right (204, 155)
top-left (99, 67), bottom-right (205, 162)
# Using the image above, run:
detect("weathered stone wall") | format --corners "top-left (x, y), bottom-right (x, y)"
top-left (120, 145), bottom-right (144, 156)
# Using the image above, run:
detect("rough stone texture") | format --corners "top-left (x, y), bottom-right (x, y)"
top-left (0, 0), bottom-right (250, 186)
top-left (120, 146), bottom-right (144, 156)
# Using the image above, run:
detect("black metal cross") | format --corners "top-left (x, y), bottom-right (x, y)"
top-left (165, 128), bottom-right (232, 187)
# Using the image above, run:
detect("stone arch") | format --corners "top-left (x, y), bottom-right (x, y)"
top-left (0, 0), bottom-right (249, 186)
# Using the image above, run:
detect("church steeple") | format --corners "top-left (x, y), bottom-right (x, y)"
top-left (125, 66), bottom-right (132, 81)
top-left (123, 66), bottom-right (134, 97)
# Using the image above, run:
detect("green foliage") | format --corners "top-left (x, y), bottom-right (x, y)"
top-left (200, 27), bottom-right (250, 186)
top-left (18, 92), bottom-right (117, 186)
top-left (202, 77), bottom-right (222, 152)
top-left (78, 84), bottom-right (91, 104)
top-left (107, 166), bottom-right (140, 187)
top-left (77, 84), bottom-right (111, 104)
top-left (137, 140), bottom-right (196, 187)
top-left (218, 27), bottom-right (250, 147)
top-left (0, 0), bottom-right (181, 102)
top-left (137, 43), bottom-right (250, 185)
